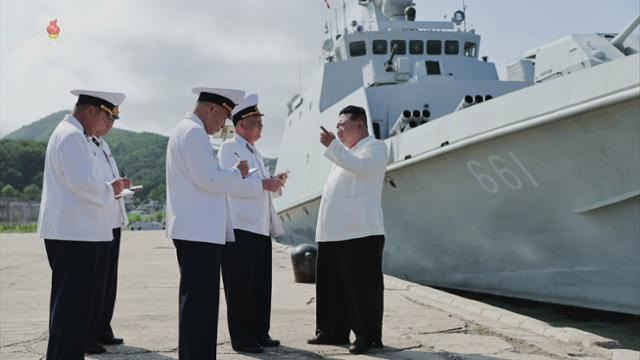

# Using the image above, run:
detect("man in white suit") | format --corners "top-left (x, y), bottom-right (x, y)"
top-left (165, 88), bottom-right (262, 360)
top-left (308, 105), bottom-right (388, 355)
top-left (218, 94), bottom-right (288, 353)
top-left (38, 90), bottom-right (127, 360)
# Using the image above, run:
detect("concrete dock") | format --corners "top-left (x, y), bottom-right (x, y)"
top-left (1, 231), bottom-right (637, 360)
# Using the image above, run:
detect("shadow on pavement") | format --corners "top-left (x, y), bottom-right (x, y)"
top-left (86, 344), bottom-right (178, 359)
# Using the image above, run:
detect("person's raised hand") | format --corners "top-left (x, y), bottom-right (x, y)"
top-left (320, 126), bottom-right (335, 148)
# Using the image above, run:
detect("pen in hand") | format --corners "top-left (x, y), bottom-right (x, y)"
top-left (273, 169), bottom-right (289, 187)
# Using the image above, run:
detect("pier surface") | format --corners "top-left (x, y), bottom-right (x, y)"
top-left (1, 231), bottom-right (637, 359)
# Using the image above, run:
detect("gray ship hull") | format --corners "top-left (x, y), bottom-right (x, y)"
top-left (276, 97), bottom-right (640, 314)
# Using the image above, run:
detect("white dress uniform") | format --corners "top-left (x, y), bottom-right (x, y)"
top-left (218, 94), bottom-right (283, 350)
top-left (165, 112), bottom-right (263, 243)
top-left (219, 134), bottom-right (284, 237)
top-left (40, 89), bottom-right (125, 360)
top-left (315, 135), bottom-right (388, 242)
top-left (38, 115), bottom-right (116, 241)
top-left (167, 88), bottom-right (257, 360)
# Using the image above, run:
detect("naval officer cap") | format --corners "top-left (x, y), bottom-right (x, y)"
top-left (192, 87), bottom-right (245, 116)
top-left (231, 94), bottom-right (264, 125)
top-left (71, 89), bottom-right (125, 120)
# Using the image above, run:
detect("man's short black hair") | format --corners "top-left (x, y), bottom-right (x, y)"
top-left (339, 105), bottom-right (368, 128)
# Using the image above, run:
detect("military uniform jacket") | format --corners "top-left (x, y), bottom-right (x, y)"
top-left (219, 135), bottom-right (285, 238)
top-left (316, 135), bottom-right (388, 242)
top-left (165, 113), bottom-right (262, 244)
top-left (91, 137), bottom-right (128, 229)
top-left (37, 115), bottom-right (116, 241)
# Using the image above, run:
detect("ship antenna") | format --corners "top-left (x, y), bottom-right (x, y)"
top-left (334, 5), bottom-right (340, 38)
top-left (462, 0), bottom-right (468, 31)
top-left (295, 0), bottom-right (302, 92)
top-left (324, 0), bottom-right (334, 41)
top-left (342, 0), bottom-right (348, 34)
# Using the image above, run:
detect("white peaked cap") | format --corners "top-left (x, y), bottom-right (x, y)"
top-left (231, 94), bottom-right (259, 117)
top-left (70, 89), bottom-right (125, 106)
top-left (191, 87), bottom-right (245, 112)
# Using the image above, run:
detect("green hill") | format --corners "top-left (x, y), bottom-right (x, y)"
top-left (5, 110), bottom-right (71, 142)
top-left (103, 129), bottom-right (167, 201)
top-left (2, 111), bottom-right (167, 202)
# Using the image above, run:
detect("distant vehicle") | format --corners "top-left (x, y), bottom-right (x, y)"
top-left (128, 221), bottom-right (164, 231)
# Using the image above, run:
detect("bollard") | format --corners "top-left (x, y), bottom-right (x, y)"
top-left (290, 244), bottom-right (317, 283)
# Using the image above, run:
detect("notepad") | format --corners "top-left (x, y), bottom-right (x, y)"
top-left (115, 189), bottom-right (135, 198)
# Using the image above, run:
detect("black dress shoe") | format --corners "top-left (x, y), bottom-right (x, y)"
top-left (307, 335), bottom-right (350, 345)
top-left (371, 339), bottom-right (384, 348)
top-left (259, 337), bottom-right (280, 347)
top-left (349, 336), bottom-right (371, 355)
top-left (101, 336), bottom-right (124, 345)
top-left (85, 342), bottom-right (106, 354)
top-left (232, 344), bottom-right (263, 353)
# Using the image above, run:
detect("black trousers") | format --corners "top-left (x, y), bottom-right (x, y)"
top-left (102, 228), bottom-right (121, 338)
top-left (173, 239), bottom-right (223, 360)
top-left (221, 229), bottom-right (273, 347)
top-left (315, 235), bottom-right (385, 343)
top-left (44, 239), bottom-right (100, 360)
top-left (89, 228), bottom-right (121, 343)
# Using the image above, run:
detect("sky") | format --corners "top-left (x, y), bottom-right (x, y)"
top-left (1, 0), bottom-right (639, 156)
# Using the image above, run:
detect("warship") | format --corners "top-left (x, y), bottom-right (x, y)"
top-left (272, 0), bottom-right (640, 314)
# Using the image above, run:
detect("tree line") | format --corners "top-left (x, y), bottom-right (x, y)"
top-left (0, 132), bottom-right (168, 203)
top-left (0, 140), bottom-right (46, 201)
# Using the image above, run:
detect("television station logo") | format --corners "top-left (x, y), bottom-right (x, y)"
top-left (47, 19), bottom-right (61, 40)
top-left (40, 18), bottom-right (72, 46)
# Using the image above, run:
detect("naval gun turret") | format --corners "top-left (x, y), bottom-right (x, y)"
top-left (510, 13), bottom-right (640, 83)
top-left (611, 14), bottom-right (640, 54)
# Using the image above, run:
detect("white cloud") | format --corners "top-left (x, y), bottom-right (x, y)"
top-left (2, 0), bottom-right (638, 155)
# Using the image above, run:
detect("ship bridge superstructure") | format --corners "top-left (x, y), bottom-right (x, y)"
top-left (307, 0), bottom-right (531, 140)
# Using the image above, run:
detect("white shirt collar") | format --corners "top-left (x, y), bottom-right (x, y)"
top-left (64, 114), bottom-right (84, 132)
top-left (351, 135), bottom-right (374, 151)
top-left (186, 112), bottom-right (205, 129)
top-left (234, 134), bottom-right (256, 153)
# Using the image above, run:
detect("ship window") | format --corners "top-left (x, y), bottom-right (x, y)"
top-left (349, 41), bottom-right (366, 57)
top-left (464, 42), bottom-right (477, 57)
top-left (425, 61), bottom-right (441, 75)
top-left (390, 40), bottom-right (406, 55)
top-left (372, 40), bottom-right (387, 54)
top-left (372, 122), bottom-right (381, 139)
top-left (409, 40), bottom-right (424, 54)
top-left (445, 40), bottom-right (459, 55)
top-left (426, 40), bottom-right (442, 55)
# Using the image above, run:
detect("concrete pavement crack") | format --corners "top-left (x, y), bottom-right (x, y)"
top-left (1, 331), bottom-right (47, 348)
top-left (416, 326), bottom-right (467, 335)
